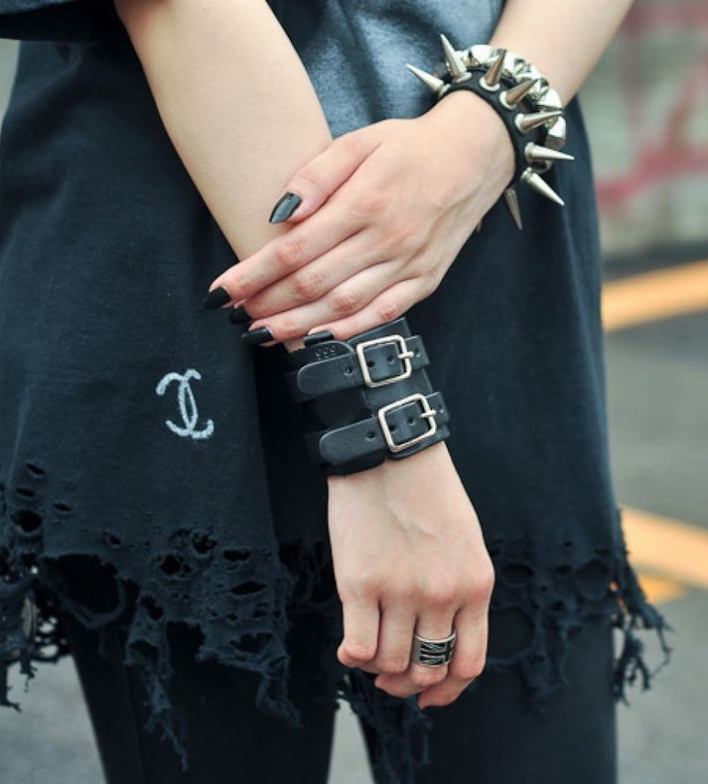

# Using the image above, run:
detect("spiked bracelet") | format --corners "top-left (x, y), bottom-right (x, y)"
top-left (406, 38), bottom-right (574, 231)
top-left (284, 316), bottom-right (450, 476)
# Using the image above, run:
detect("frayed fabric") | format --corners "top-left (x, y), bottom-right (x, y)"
top-left (0, 462), bottom-right (673, 784)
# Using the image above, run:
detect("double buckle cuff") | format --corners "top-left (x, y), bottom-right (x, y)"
top-left (355, 334), bottom-right (414, 388)
top-left (378, 392), bottom-right (438, 453)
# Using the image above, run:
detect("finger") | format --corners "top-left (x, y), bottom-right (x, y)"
top-left (244, 228), bottom-right (392, 317)
top-left (268, 131), bottom-right (382, 224)
top-left (243, 260), bottom-right (405, 344)
top-left (374, 604), bottom-right (456, 698)
top-left (304, 276), bottom-right (428, 343)
top-left (337, 596), bottom-right (381, 669)
top-left (369, 599), bottom-right (417, 677)
top-left (417, 602), bottom-right (488, 709)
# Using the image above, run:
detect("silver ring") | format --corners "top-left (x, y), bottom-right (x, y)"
top-left (410, 628), bottom-right (457, 667)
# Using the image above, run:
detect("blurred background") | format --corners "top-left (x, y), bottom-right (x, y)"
top-left (0, 0), bottom-right (706, 781)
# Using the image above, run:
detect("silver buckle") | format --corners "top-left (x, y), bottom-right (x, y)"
top-left (377, 393), bottom-right (438, 453)
top-left (355, 334), bottom-right (414, 388)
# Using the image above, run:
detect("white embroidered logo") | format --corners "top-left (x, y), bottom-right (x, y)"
top-left (155, 369), bottom-right (215, 440)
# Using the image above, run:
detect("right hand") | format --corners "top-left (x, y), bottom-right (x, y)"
top-left (326, 440), bottom-right (495, 709)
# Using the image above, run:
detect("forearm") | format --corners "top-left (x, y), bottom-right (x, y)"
top-left (113, 0), bottom-right (333, 350)
top-left (487, 0), bottom-right (634, 105)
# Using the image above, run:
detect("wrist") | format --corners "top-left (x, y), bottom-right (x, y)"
top-left (421, 88), bottom-right (516, 196)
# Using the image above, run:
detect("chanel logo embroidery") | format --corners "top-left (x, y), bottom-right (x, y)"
top-left (155, 369), bottom-right (215, 440)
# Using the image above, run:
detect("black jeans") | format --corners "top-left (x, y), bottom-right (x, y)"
top-left (48, 555), bottom-right (617, 784)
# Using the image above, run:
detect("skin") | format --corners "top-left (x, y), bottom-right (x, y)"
top-left (114, 0), bottom-right (634, 709)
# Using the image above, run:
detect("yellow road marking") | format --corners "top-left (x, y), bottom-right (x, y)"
top-left (635, 573), bottom-right (688, 605)
top-left (622, 506), bottom-right (708, 591)
top-left (602, 259), bottom-right (708, 331)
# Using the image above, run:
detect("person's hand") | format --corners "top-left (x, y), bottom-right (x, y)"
top-left (326, 441), bottom-right (495, 709)
top-left (206, 91), bottom-right (515, 343)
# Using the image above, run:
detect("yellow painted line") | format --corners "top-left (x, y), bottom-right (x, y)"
top-left (622, 506), bottom-right (708, 591)
top-left (602, 259), bottom-right (708, 332)
top-left (635, 573), bottom-right (688, 605)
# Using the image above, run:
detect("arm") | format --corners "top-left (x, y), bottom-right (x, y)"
top-left (112, 0), bottom-right (333, 351)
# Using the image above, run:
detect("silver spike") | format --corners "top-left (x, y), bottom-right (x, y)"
top-left (525, 143), bottom-right (575, 163)
top-left (521, 168), bottom-right (564, 206)
top-left (544, 116), bottom-right (567, 150)
top-left (482, 48), bottom-right (507, 88)
top-left (502, 78), bottom-right (537, 108)
top-left (405, 63), bottom-right (446, 95)
top-left (515, 109), bottom-right (563, 134)
top-left (439, 34), bottom-right (470, 82)
top-left (503, 188), bottom-right (523, 230)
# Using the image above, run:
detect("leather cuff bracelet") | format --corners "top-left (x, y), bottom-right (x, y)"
top-left (406, 37), bottom-right (574, 231)
top-left (284, 316), bottom-right (450, 476)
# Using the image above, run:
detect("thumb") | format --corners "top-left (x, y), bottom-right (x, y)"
top-left (268, 131), bottom-right (379, 224)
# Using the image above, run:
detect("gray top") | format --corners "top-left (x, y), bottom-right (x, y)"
top-left (271, 0), bottom-right (504, 137)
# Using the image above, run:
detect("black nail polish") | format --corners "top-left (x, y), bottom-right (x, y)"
top-left (241, 325), bottom-right (274, 345)
top-left (269, 192), bottom-right (302, 224)
top-left (303, 330), bottom-right (335, 347)
top-left (229, 305), bottom-right (250, 324)
top-left (203, 285), bottom-right (231, 309)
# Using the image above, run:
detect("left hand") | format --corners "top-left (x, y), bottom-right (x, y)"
top-left (207, 91), bottom-right (515, 343)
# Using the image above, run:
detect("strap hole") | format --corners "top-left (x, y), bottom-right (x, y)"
top-left (366, 360), bottom-right (375, 368)
top-left (366, 431), bottom-right (375, 439)
top-left (387, 355), bottom-right (395, 363)
top-left (414, 349), bottom-right (421, 356)
top-left (407, 417), bottom-right (415, 425)
top-left (344, 366), bottom-right (353, 374)
top-left (390, 424), bottom-right (397, 432)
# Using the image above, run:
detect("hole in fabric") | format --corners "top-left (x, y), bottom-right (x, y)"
top-left (252, 609), bottom-right (267, 620)
top-left (555, 564), bottom-right (572, 576)
top-left (223, 549), bottom-right (250, 562)
top-left (563, 540), bottom-right (574, 548)
top-left (103, 531), bottom-right (123, 549)
top-left (531, 653), bottom-right (546, 665)
top-left (141, 594), bottom-right (164, 621)
top-left (25, 463), bottom-right (46, 478)
top-left (191, 531), bottom-right (217, 555)
top-left (595, 546), bottom-right (611, 555)
top-left (551, 600), bottom-right (566, 612)
top-left (159, 553), bottom-right (193, 579)
top-left (53, 555), bottom-right (121, 614)
top-left (11, 510), bottom-right (43, 532)
top-left (500, 563), bottom-right (533, 583)
top-left (52, 502), bottom-right (72, 513)
top-left (230, 581), bottom-right (265, 597)
top-left (16, 487), bottom-right (35, 499)
top-left (230, 633), bottom-right (269, 655)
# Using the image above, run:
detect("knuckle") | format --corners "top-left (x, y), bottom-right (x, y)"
top-left (375, 296), bottom-right (402, 324)
top-left (352, 192), bottom-right (385, 219)
top-left (340, 641), bottom-right (376, 663)
top-left (274, 236), bottom-right (306, 272)
top-left (411, 667), bottom-right (447, 688)
top-left (455, 657), bottom-right (486, 681)
top-left (329, 288), bottom-right (362, 316)
top-left (424, 579), bottom-right (458, 609)
top-left (336, 131), bottom-right (368, 157)
top-left (294, 168), bottom-right (326, 195)
top-left (274, 313), bottom-right (300, 339)
top-left (290, 268), bottom-right (325, 300)
top-left (350, 572), bottom-right (383, 599)
top-left (380, 222), bottom-right (414, 254)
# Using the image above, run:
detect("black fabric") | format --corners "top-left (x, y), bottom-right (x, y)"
top-left (0, 0), bottom-right (124, 43)
top-left (52, 553), bottom-right (618, 784)
top-left (0, 11), bottom-right (673, 784)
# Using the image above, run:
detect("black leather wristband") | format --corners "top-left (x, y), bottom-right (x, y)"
top-left (284, 316), bottom-right (450, 476)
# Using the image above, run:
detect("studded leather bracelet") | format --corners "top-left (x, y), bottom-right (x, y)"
top-left (406, 37), bottom-right (574, 231)
top-left (284, 316), bottom-right (450, 476)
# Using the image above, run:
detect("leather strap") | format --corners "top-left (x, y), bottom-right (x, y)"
top-left (304, 390), bottom-right (450, 468)
top-left (286, 334), bottom-right (429, 402)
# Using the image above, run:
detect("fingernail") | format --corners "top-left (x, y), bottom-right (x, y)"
top-left (229, 305), bottom-right (250, 324)
top-left (268, 191), bottom-right (302, 224)
top-left (241, 325), bottom-right (274, 345)
top-left (203, 285), bottom-right (231, 309)
top-left (303, 330), bottom-right (335, 347)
